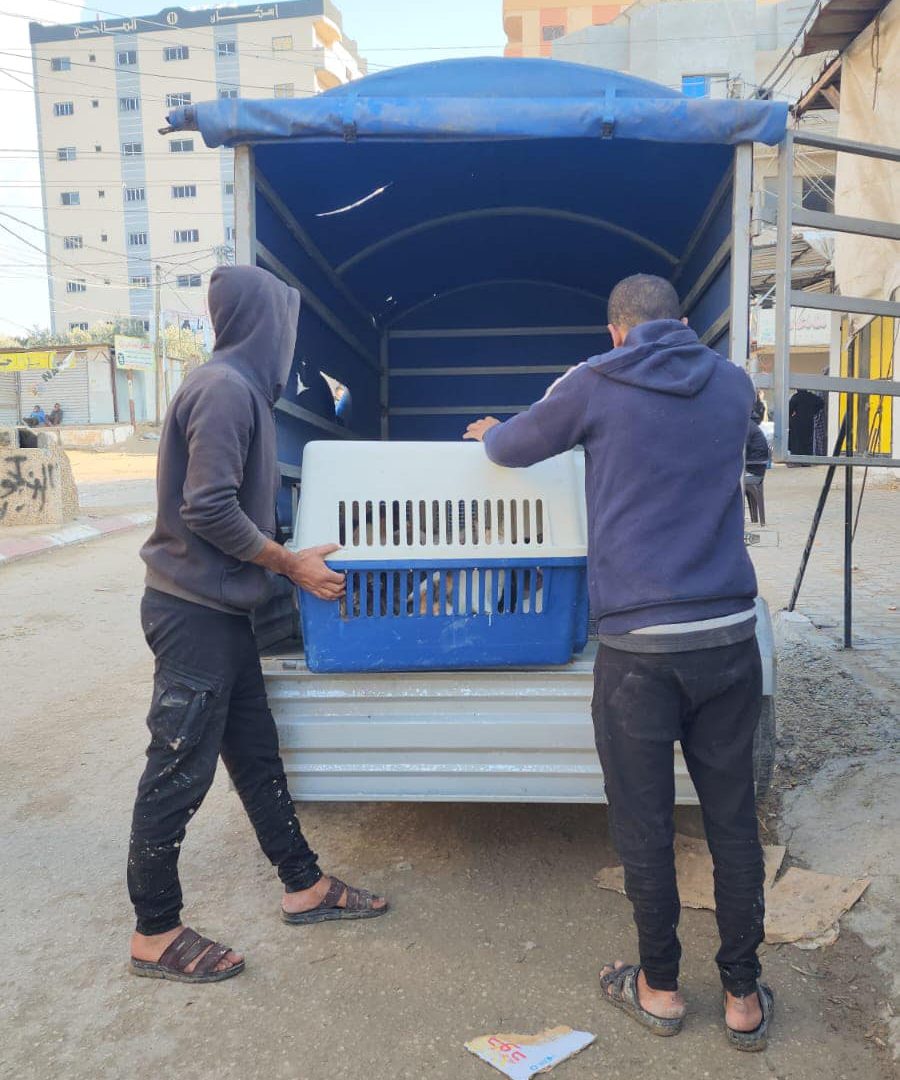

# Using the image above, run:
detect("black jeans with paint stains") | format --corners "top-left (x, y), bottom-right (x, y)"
top-left (128, 588), bottom-right (322, 936)
top-left (592, 637), bottom-right (765, 996)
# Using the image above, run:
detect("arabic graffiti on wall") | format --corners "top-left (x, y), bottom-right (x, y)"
top-left (0, 455), bottom-right (57, 521)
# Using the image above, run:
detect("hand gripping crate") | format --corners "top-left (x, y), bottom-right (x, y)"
top-left (293, 441), bottom-right (589, 673)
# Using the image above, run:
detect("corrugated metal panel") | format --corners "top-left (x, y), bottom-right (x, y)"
top-left (18, 365), bottom-right (90, 425)
top-left (265, 599), bottom-right (775, 804)
top-left (0, 372), bottom-right (18, 424)
top-left (265, 646), bottom-right (693, 804)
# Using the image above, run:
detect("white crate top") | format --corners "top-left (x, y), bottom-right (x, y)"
top-left (293, 441), bottom-right (587, 561)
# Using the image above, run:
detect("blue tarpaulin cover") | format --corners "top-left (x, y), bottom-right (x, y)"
top-left (166, 57), bottom-right (788, 149)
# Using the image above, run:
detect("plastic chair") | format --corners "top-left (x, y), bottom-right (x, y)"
top-left (744, 473), bottom-right (766, 526)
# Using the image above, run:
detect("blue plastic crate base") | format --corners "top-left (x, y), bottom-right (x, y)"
top-left (301, 558), bottom-right (589, 673)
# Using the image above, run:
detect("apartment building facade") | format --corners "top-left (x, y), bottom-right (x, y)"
top-left (30, 2), bottom-right (365, 335)
top-left (503, 2), bottom-right (633, 57)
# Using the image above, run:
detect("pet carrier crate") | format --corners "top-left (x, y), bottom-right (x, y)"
top-left (293, 441), bottom-right (589, 673)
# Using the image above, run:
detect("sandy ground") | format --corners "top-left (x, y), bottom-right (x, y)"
top-left (0, 527), bottom-right (895, 1080)
top-left (64, 444), bottom-right (158, 514)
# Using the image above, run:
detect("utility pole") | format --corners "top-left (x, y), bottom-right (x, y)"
top-left (152, 263), bottom-right (162, 424)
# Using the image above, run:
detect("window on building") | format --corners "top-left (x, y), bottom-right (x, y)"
top-left (50, 57), bottom-right (71, 72)
top-left (122, 141), bottom-right (143, 156)
top-left (53, 101), bottom-right (74, 117)
top-left (802, 174), bottom-right (835, 214)
top-left (129, 231), bottom-right (148, 246)
top-left (60, 191), bottom-right (80, 206)
top-left (98, 189), bottom-right (106, 198)
top-left (119, 96), bottom-right (140, 113)
top-left (66, 280), bottom-right (86, 293)
top-left (91, 99), bottom-right (99, 108)
top-left (166, 92), bottom-right (192, 107)
top-left (130, 275), bottom-right (151, 288)
top-left (100, 233), bottom-right (108, 242)
top-left (542, 24), bottom-right (565, 41)
top-left (124, 186), bottom-right (145, 202)
top-left (117, 50), bottom-right (137, 66)
top-left (216, 40), bottom-right (236, 56)
top-left (69, 322), bottom-right (89, 332)
top-left (94, 144), bottom-right (102, 152)
top-left (176, 274), bottom-right (202, 288)
top-left (219, 87), bottom-right (238, 99)
top-left (225, 225), bottom-right (236, 241)
top-left (172, 184), bottom-right (197, 199)
top-left (169, 139), bottom-right (194, 153)
top-left (63, 235), bottom-right (82, 250)
top-left (224, 181), bottom-right (234, 195)
top-left (273, 82), bottom-right (295, 98)
top-left (88, 54), bottom-right (96, 63)
top-left (174, 228), bottom-right (200, 243)
top-left (57, 146), bottom-right (76, 161)
top-left (164, 45), bottom-right (189, 61)
top-left (272, 35), bottom-right (293, 50)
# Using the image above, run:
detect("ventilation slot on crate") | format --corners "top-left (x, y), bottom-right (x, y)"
top-left (337, 498), bottom-right (545, 549)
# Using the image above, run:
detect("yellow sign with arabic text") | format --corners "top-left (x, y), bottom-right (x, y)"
top-left (0, 351), bottom-right (56, 372)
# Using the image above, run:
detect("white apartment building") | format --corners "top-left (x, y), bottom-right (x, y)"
top-left (30, 2), bottom-right (366, 335)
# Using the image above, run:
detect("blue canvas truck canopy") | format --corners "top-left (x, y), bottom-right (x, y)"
top-left (166, 57), bottom-right (788, 478)
top-left (164, 58), bottom-right (784, 802)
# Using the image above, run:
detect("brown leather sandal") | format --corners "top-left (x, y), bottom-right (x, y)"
top-left (130, 927), bottom-right (244, 984)
top-left (281, 876), bottom-right (388, 925)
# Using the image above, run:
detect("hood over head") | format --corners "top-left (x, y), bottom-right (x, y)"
top-left (588, 319), bottom-right (717, 398)
top-left (208, 265), bottom-right (301, 404)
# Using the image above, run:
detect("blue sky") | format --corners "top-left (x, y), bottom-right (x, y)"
top-left (0, 1), bottom-right (505, 334)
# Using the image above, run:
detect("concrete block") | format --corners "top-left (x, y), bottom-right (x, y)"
top-left (0, 446), bottom-right (79, 526)
top-left (0, 427), bottom-right (17, 450)
top-left (57, 424), bottom-right (133, 449)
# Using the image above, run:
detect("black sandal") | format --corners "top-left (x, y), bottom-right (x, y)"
top-left (130, 927), bottom-right (244, 984)
top-left (725, 983), bottom-right (774, 1052)
top-left (281, 876), bottom-right (388, 925)
top-left (599, 964), bottom-right (684, 1037)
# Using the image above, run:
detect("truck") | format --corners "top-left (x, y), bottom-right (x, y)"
top-left (163, 56), bottom-right (786, 804)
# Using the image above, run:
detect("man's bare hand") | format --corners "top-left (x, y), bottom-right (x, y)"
top-left (283, 543), bottom-right (346, 600)
top-left (463, 417), bottom-right (501, 442)
top-left (252, 539), bottom-right (345, 600)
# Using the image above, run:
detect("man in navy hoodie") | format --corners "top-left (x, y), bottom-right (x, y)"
top-left (465, 275), bottom-right (772, 1049)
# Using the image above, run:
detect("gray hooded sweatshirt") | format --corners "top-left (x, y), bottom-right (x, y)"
top-left (141, 265), bottom-right (301, 614)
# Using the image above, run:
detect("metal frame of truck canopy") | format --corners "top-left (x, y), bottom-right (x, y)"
top-left (166, 58), bottom-right (785, 802)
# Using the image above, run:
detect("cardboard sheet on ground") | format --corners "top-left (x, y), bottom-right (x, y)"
top-left (764, 867), bottom-right (871, 945)
top-left (595, 835), bottom-right (870, 945)
top-left (465, 1026), bottom-right (595, 1079)
top-left (594, 834), bottom-right (786, 909)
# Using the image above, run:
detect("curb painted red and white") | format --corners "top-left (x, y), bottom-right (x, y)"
top-left (0, 512), bottom-right (153, 565)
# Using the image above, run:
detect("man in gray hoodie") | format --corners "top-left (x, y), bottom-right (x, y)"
top-left (129, 266), bottom-right (386, 985)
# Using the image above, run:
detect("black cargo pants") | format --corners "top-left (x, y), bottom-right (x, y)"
top-left (592, 637), bottom-right (765, 996)
top-left (128, 588), bottom-right (322, 936)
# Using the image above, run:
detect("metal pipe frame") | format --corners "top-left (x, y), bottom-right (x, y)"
top-left (254, 170), bottom-right (376, 328)
top-left (793, 207), bottom-right (900, 242)
top-left (728, 143), bottom-right (754, 368)
top-left (256, 243), bottom-right (380, 374)
top-left (771, 130), bottom-right (900, 467)
top-left (794, 131), bottom-right (900, 163)
top-left (233, 145), bottom-right (257, 267)
top-left (388, 326), bottom-right (609, 340)
top-left (274, 398), bottom-right (358, 440)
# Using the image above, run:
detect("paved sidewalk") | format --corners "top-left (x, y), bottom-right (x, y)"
top-left (749, 466), bottom-right (899, 698)
top-left (0, 511), bottom-right (152, 564)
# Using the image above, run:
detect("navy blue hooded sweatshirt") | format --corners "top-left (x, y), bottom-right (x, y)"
top-left (483, 320), bottom-right (758, 634)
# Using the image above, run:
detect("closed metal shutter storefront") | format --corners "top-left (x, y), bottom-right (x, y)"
top-left (0, 373), bottom-right (18, 424)
top-left (18, 365), bottom-right (91, 425)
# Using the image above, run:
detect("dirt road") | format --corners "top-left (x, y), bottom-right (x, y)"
top-left (0, 530), bottom-right (893, 1080)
